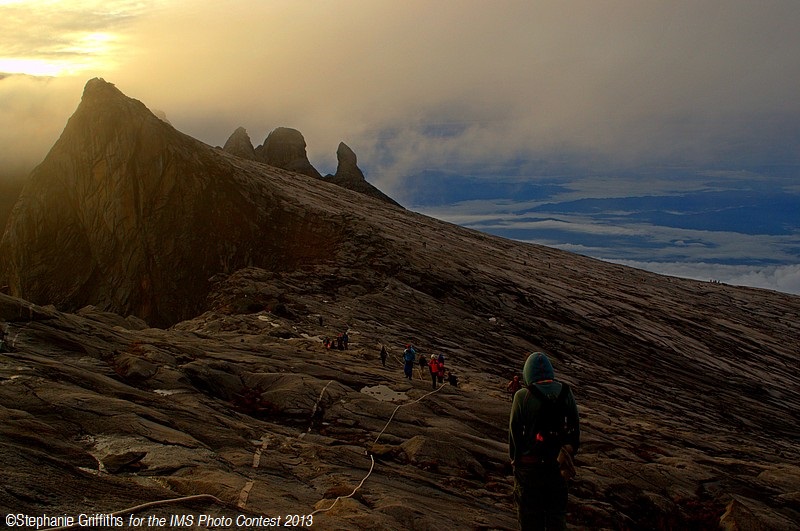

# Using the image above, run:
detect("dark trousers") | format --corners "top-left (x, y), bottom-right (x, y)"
top-left (513, 463), bottom-right (568, 530)
top-left (431, 372), bottom-right (437, 389)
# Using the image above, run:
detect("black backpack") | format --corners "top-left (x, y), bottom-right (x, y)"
top-left (526, 383), bottom-right (570, 460)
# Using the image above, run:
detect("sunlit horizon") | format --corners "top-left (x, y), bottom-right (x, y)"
top-left (0, 1), bottom-right (134, 77)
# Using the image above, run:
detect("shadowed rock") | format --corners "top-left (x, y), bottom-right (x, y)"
top-left (254, 127), bottom-right (322, 179)
top-left (325, 142), bottom-right (401, 207)
top-left (222, 126), bottom-right (257, 160)
top-left (0, 79), bottom-right (346, 326)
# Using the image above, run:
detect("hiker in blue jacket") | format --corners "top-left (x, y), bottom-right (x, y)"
top-left (402, 345), bottom-right (416, 379)
top-left (509, 352), bottom-right (580, 530)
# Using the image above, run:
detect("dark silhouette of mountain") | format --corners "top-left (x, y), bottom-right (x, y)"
top-left (254, 126), bottom-right (322, 179)
top-left (324, 142), bottom-right (401, 207)
top-left (0, 79), bottom-right (373, 326)
top-left (224, 127), bottom-right (399, 207)
top-left (0, 79), bottom-right (798, 529)
top-left (221, 126), bottom-right (257, 160)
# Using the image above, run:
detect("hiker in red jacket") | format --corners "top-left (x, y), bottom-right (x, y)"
top-left (428, 355), bottom-right (439, 390)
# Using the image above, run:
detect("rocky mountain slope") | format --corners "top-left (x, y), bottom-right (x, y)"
top-left (0, 79), bottom-right (798, 529)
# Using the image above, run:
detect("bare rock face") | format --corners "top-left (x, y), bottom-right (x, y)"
top-left (0, 79), bottom-right (345, 326)
top-left (254, 127), bottom-right (322, 179)
top-left (222, 126), bottom-right (257, 160)
top-left (325, 142), bottom-right (401, 207)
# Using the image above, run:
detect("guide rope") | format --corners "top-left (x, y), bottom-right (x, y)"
top-left (310, 381), bottom-right (447, 516)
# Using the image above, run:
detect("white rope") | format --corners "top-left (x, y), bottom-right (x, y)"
top-left (311, 381), bottom-right (448, 517)
top-left (309, 381), bottom-right (333, 431)
top-left (310, 454), bottom-right (375, 516)
top-left (373, 383), bottom-right (446, 445)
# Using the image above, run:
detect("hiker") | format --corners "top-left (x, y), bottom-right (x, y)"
top-left (436, 355), bottom-right (445, 384)
top-left (342, 331), bottom-right (349, 350)
top-left (403, 345), bottom-right (416, 379)
top-left (507, 375), bottom-right (522, 399)
top-left (380, 345), bottom-right (387, 367)
top-left (337, 334), bottom-right (344, 350)
top-left (418, 352), bottom-right (428, 371)
top-left (446, 370), bottom-right (458, 387)
top-left (428, 355), bottom-right (439, 389)
top-left (509, 352), bottom-right (580, 530)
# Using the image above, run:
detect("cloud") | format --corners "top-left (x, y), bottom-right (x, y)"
top-left (609, 261), bottom-right (800, 295)
top-left (3, 1), bottom-right (800, 189)
top-left (0, 74), bottom-right (86, 178)
top-left (101, 2), bottom-right (800, 187)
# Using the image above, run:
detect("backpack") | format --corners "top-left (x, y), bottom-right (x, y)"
top-left (526, 383), bottom-right (570, 461)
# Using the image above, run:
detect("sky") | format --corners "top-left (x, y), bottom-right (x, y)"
top-left (1, 0), bottom-right (799, 293)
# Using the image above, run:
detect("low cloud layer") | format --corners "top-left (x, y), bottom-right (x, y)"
top-left (610, 261), bottom-right (800, 296)
top-left (2, 1), bottom-right (799, 189)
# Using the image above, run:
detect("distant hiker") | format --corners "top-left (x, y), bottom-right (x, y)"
top-left (380, 345), bottom-right (387, 367)
top-left (419, 352), bottom-right (428, 371)
top-left (337, 334), bottom-right (344, 350)
top-left (342, 331), bottom-right (349, 350)
top-left (436, 355), bottom-right (445, 384)
top-left (509, 352), bottom-right (580, 531)
top-left (507, 375), bottom-right (522, 399)
top-left (403, 345), bottom-right (417, 379)
top-left (429, 355), bottom-right (440, 389)
top-left (447, 370), bottom-right (458, 387)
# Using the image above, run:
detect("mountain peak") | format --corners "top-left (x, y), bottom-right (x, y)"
top-left (254, 127), bottom-right (322, 179)
top-left (335, 142), bottom-right (362, 179)
top-left (0, 81), bottom-right (342, 325)
top-left (325, 141), bottom-right (401, 207)
top-left (77, 77), bottom-right (149, 118)
top-left (82, 77), bottom-right (119, 98)
top-left (222, 126), bottom-right (257, 160)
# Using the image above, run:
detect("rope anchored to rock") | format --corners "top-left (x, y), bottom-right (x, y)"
top-left (311, 382), bottom-right (448, 516)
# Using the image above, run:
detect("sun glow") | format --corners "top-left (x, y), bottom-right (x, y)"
top-left (0, 58), bottom-right (65, 77)
top-left (0, 1), bottom-right (136, 77)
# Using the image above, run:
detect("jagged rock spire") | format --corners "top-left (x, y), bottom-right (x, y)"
top-left (254, 127), bottom-right (322, 179)
top-left (222, 127), bottom-right (256, 160)
top-left (325, 141), bottom-right (401, 207)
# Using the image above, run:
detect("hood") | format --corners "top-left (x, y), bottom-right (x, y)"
top-left (522, 352), bottom-right (554, 386)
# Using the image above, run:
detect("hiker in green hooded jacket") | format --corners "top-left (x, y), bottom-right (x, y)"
top-left (509, 352), bottom-right (580, 530)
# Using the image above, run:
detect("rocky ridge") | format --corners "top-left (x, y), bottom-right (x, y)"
top-left (223, 126), bottom-right (398, 207)
top-left (253, 127), bottom-right (323, 180)
top-left (0, 79), bottom-right (798, 529)
top-left (324, 142), bottom-right (401, 207)
top-left (222, 127), bottom-right (257, 161)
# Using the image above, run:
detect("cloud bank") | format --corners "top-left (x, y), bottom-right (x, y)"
top-left (610, 261), bottom-right (800, 296)
top-left (2, 1), bottom-right (799, 188)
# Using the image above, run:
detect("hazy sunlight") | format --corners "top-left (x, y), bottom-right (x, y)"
top-left (0, 58), bottom-right (64, 77)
